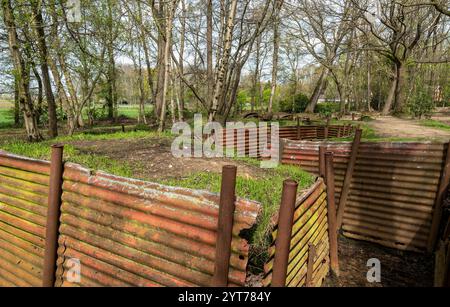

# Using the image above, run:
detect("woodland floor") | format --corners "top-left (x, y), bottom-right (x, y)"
top-left (322, 236), bottom-right (434, 287)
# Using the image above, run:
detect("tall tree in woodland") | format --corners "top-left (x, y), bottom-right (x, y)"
top-left (151, 0), bottom-right (167, 119)
top-left (1, 0), bottom-right (42, 141)
top-left (106, 0), bottom-right (118, 120)
top-left (206, 0), bottom-right (213, 106)
top-left (267, 0), bottom-right (283, 114)
top-left (208, 0), bottom-right (238, 121)
top-left (291, 0), bottom-right (354, 113)
top-left (158, 0), bottom-right (178, 132)
top-left (355, 0), bottom-right (440, 114)
top-left (30, 0), bottom-right (58, 137)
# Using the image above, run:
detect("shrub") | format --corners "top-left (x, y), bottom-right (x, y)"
top-left (408, 87), bottom-right (434, 119)
top-left (316, 102), bottom-right (340, 117)
top-left (279, 93), bottom-right (310, 113)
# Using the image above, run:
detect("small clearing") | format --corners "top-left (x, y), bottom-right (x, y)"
top-left (69, 137), bottom-right (267, 181)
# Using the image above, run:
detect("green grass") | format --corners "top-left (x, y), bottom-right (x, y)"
top-left (419, 119), bottom-right (450, 131)
top-left (1, 140), bottom-right (134, 178)
top-left (0, 101), bottom-right (14, 129)
top-left (117, 105), bottom-right (140, 119)
top-left (116, 105), bottom-right (154, 119)
top-left (160, 160), bottom-right (315, 269)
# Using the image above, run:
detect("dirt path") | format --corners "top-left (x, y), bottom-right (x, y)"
top-left (368, 116), bottom-right (450, 140)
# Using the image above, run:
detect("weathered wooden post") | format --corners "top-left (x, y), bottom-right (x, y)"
top-left (306, 243), bottom-right (317, 287)
top-left (324, 122), bottom-right (329, 139)
top-left (271, 180), bottom-right (298, 287)
top-left (43, 144), bottom-right (64, 287)
top-left (319, 146), bottom-right (326, 178)
top-left (336, 128), bottom-right (362, 229)
top-left (325, 152), bottom-right (340, 276)
top-left (211, 165), bottom-right (237, 286)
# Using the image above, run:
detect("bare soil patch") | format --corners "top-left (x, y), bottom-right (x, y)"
top-left (368, 116), bottom-right (450, 140)
top-left (69, 137), bottom-right (267, 181)
top-left (323, 236), bottom-right (433, 287)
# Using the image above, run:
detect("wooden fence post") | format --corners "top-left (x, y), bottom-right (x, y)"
top-left (296, 117), bottom-right (301, 140)
top-left (306, 243), bottom-right (317, 287)
top-left (336, 129), bottom-right (362, 229)
top-left (42, 144), bottom-right (64, 287)
top-left (324, 124), bottom-right (329, 139)
top-left (325, 152), bottom-right (340, 276)
top-left (319, 146), bottom-right (326, 178)
top-left (211, 165), bottom-right (237, 286)
top-left (428, 142), bottom-right (450, 252)
top-left (271, 180), bottom-right (298, 287)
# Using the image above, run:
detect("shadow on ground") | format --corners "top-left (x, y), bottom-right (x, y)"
top-left (323, 236), bottom-right (434, 287)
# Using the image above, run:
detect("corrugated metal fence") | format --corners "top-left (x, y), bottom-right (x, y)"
top-left (263, 179), bottom-right (331, 287)
top-left (281, 138), bottom-right (450, 252)
top-left (0, 150), bottom-right (260, 287)
top-left (213, 125), bottom-right (355, 157)
top-left (0, 152), bottom-right (50, 286)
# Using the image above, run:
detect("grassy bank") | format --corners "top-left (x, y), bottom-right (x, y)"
top-left (162, 159), bottom-right (315, 270)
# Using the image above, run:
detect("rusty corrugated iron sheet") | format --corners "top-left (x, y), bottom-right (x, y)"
top-left (55, 162), bottom-right (260, 287)
top-left (211, 125), bottom-right (354, 159)
top-left (263, 178), bottom-right (330, 287)
top-left (281, 140), bottom-right (446, 251)
top-left (0, 151), bottom-right (50, 286)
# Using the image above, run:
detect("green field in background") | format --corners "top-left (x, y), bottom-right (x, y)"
top-left (0, 100), bottom-right (14, 128)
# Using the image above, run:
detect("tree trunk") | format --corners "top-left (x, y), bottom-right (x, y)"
top-left (14, 77), bottom-right (20, 125)
top-left (394, 64), bottom-right (407, 114)
top-left (158, 0), bottom-right (178, 132)
top-left (32, 65), bottom-right (43, 123)
top-left (154, 2), bottom-right (166, 119)
top-left (251, 36), bottom-right (261, 112)
top-left (178, 0), bottom-right (186, 121)
top-left (106, 0), bottom-right (117, 121)
top-left (306, 68), bottom-right (329, 113)
top-left (2, 0), bottom-right (41, 141)
top-left (268, 1), bottom-right (282, 114)
top-left (206, 0), bottom-right (213, 108)
top-left (366, 51), bottom-right (372, 112)
top-left (208, 0), bottom-right (238, 121)
top-left (137, 0), bottom-right (156, 104)
top-left (31, 0), bottom-right (58, 137)
top-left (382, 61), bottom-right (402, 115)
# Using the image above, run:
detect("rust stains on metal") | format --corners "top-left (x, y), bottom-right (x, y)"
top-left (43, 145), bottom-right (64, 287)
top-left (211, 165), bottom-right (237, 287)
top-left (325, 152), bottom-right (339, 276)
top-left (56, 162), bottom-right (260, 287)
top-left (0, 151), bottom-right (50, 287)
top-left (282, 140), bottom-right (446, 251)
top-left (264, 179), bottom-right (330, 287)
top-left (271, 179), bottom-right (298, 287)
